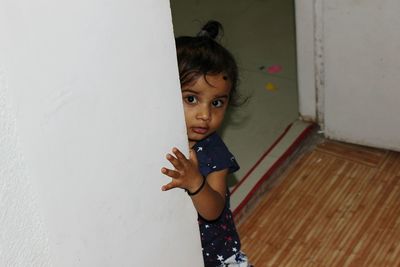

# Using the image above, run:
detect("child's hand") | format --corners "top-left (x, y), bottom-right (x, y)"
top-left (161, 147), bottom-right (204, 193)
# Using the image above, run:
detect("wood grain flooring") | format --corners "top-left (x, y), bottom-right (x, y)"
top-left (237, 140), bottom-right (400, 266)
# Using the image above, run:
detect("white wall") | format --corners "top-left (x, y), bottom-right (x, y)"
top-left (0, 0), bottom-right (203, 266)
top-left (322, 0), bottom-right (400, 151)
top-left (295, 0), bottom-right (316, 122)
top-left (0, 81), bottom-right (51, 267)
top-left (296, 0), bottom-right (400, 151)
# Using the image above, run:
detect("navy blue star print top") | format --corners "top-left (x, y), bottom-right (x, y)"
top-left (193, 132), bottom-right (241, 267)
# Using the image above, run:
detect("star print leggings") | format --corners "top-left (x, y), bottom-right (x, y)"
top-left (218, 251), bottom-right (253, 267)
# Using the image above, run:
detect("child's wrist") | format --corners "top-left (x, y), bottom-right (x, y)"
top-left (186, 176), bottom-right (206, 196)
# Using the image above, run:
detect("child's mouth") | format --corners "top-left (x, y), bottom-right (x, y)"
top-left (192, 127), bottom-right (209, 134)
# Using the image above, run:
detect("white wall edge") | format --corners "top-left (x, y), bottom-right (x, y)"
top-left (314, 0), bottom-right (325, 128)
top-left (295, 0), bottom-right (317, 122)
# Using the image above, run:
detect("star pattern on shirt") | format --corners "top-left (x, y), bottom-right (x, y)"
top-left (194, 133), bottom-right (242, 266)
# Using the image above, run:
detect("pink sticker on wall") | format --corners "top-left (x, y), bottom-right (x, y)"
top-left (267, 65), bottom-right (283, 74)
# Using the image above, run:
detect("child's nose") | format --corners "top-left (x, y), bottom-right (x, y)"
top-left (196, 105), bottom-right (211, 121)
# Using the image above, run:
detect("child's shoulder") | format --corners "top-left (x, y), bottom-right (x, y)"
top-left (194, 132), bottom-right (239, 175)
top-left (193, 132), bottom-right (229, 156)
top-left (198, 132), bottom-right (225, 147)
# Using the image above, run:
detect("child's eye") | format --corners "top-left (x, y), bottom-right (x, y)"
top-left (185, 95), bottom-right (198, 104)
top-left (212, 99), bottom-right (224, 108)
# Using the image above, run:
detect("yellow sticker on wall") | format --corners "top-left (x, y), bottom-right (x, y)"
top-left (265, 82), bottom-right (277, 92)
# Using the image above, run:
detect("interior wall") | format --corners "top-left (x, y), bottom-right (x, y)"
top-left (294, 0), bottom-right (316, 121)
top-left (170, 0), bottom-right (300, 183)
top-left (0, 83), bottom-right (51, 267)
top-left (296, 0), bottom-right (400, 151)
top-left (0, 0), bottom-right (203, 266)
top-left (322, 0), bottom-right (400, 151)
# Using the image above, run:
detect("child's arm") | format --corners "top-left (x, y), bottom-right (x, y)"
top-left (161, 147), bottom-right (227, 221)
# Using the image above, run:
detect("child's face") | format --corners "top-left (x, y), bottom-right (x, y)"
top-left (181, 74), bottom-right (231, 147)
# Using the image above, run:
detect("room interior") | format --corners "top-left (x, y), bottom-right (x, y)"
top-left (2, 0), bottom-right (399, 265)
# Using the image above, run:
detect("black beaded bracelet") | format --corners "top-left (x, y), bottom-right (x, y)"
top-left (186, 176), bottom-right (206, 196)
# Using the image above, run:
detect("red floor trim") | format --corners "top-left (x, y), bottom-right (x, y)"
top-left (233, 123), bottom-right (316, 218)
top-left (231, 123), bottom-right (294, 195)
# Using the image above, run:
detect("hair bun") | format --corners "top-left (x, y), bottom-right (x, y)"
top-left (197, 20), bottom-right (223, 40)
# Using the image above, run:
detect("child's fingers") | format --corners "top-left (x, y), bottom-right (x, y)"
top-left (166, 153), bottom-right (183, 170)
top-left (161, 181), bottom-right (177, 191)
top-left (189, 149), bottom-right (199, 166)
top-left (160, 168), bottom-right (183, 191)
top-left (172, 147), bottom-right (187, 161)
top-left (161, 167), bottom-right (180, 179)
top-left (189, 148), bottom-right (197, 160)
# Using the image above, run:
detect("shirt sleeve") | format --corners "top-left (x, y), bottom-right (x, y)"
top-left (206, 133), bottom-right (239, 175)
top-left (210, 142), bottom-right (240, 174)
top-left (194, 133), bottom-right (240, 177)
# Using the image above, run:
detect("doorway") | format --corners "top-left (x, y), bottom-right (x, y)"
top-left (169, 0), bottom-right (306, 211)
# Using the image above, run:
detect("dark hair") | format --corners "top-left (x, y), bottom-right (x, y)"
top-left (175, 20), bottom-right (240, 106)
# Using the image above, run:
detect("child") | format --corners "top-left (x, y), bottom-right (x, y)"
top-left (161, 21), bottom-right (251, 267)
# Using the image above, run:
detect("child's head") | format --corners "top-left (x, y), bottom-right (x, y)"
top-left (175, 20), bottom-right (239, 106)
top-left (175, 21), bottom-right (239, 146)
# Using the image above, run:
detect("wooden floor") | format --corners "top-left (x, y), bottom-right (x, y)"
top-left (237, 139), bottom-right (400, 266)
